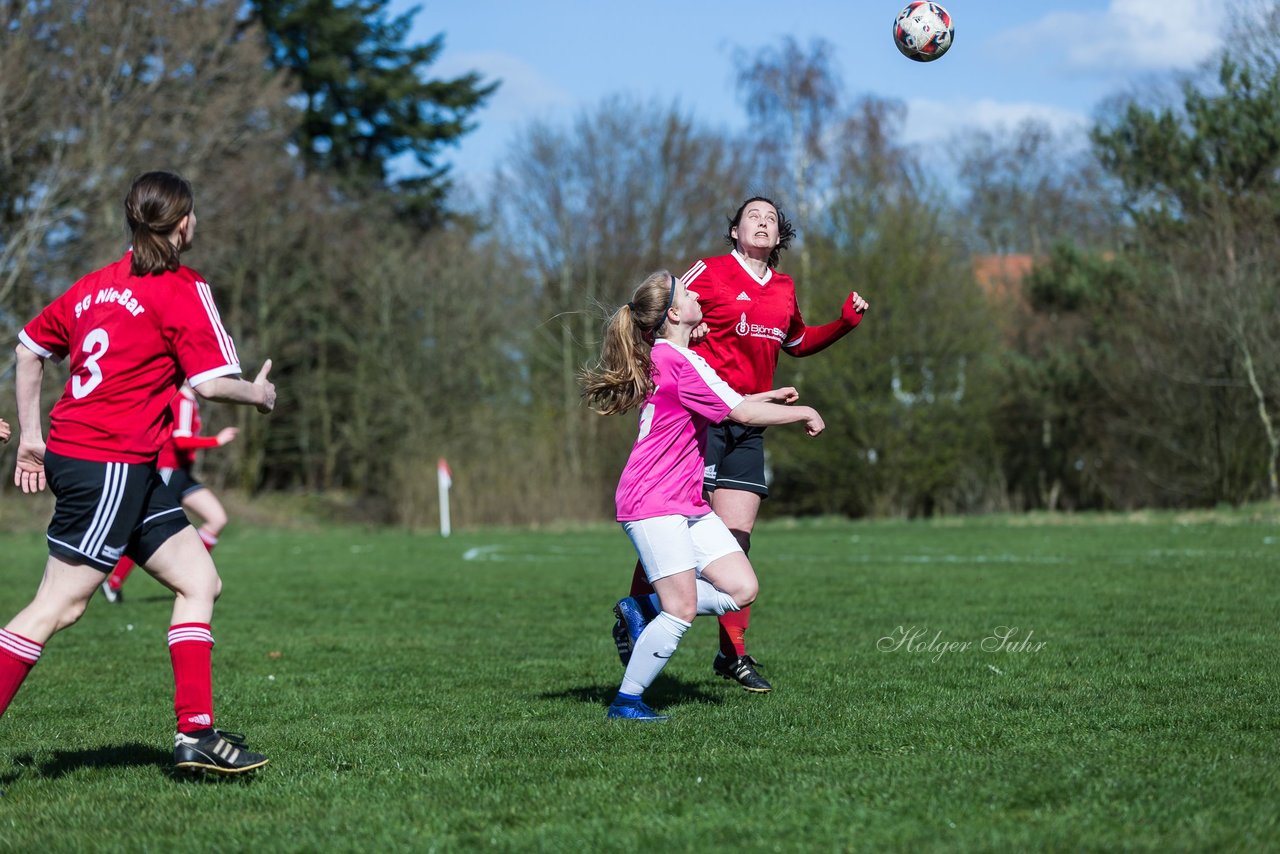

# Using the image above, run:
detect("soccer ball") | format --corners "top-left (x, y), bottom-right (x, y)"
top-left (893, 2), bottom-right (954, 62)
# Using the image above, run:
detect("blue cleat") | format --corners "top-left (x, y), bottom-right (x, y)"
top-left (613, 597), bottom-right (652, 665)
top-left (606, 698), bottom-right (669, 721)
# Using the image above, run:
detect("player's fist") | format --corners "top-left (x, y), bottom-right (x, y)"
top-left (0, 417), bottom-right (10, 443)
top-left (801, 406), bottom-right (825, 437)
top-left (842, 291), bottom-right (869, 326)
top-left (254, 359), bottom-right (276, 414)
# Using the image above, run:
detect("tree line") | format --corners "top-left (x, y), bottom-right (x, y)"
top-left (2, 1), bottom-right (1277, 526)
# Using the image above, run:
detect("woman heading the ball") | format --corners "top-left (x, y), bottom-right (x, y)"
top-left (2, 171), bottom-right (276, 776)
top-left (614, 196), bottom-right (869, 694)
top-left (582, 270), bottom-right (824, 721)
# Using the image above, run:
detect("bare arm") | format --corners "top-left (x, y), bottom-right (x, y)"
top-left (744, 387), bottom-right (799, 405)
top-left (192, 360), bottom-right (276, 413)
top-left (13, 343), bottom-right (48, 492)
top-left (727, 399), bottom-right (824, 436)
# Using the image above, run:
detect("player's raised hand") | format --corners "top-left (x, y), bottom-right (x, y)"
top-left (253, 359), bottom-right (276, 414)
top-left (842, 291), bottom-right (869, 326)
top-left (0, 417), bottom-right (10, 443)
top-left (215, 426), bottom-right (240, 446)
top-left (14, 440), bottom-right (47, 493)
top-left (689, 321), bottom-right (710, 345)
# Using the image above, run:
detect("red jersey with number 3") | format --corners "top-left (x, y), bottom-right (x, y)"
top-left (19, 252), bottom-right (242, 464)
top-left (681, 252), bottom-right (808, 395)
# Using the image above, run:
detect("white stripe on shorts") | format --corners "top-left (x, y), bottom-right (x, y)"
top-left (80, 462), bottom-right (127, 558)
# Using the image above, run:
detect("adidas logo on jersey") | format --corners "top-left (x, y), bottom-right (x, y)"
top-left (736, 291), bottom-right (751, 301)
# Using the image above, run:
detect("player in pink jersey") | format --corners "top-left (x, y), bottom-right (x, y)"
top-left (582, 270), bottom-right (824, 721)
top-left (3, 171), bottom-right (275, 776)
top-left (616, 197), bottom-right (869, 693)
top-left (101, 383), bottom-right (239, 603)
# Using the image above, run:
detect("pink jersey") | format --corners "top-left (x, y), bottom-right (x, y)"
top-left (681, 252), bottom-right (808, 395)
top-left (615, 340), bottom-right (745, 521)
top-left (158, 385), bottom-right (201, 470)
top-left (20, 253), bottom-right (241, 464)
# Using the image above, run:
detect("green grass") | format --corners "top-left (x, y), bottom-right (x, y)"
top-left (0, 511), bottom-right (1277, 851)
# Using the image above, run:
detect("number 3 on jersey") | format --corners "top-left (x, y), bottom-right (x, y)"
top-left (636, 385), bottom-right (660, 440)
top-left (72, 327), bottom-right (110, 399)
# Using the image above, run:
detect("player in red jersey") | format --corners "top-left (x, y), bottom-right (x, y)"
top-left (101, 383), bottom-right (239, 603)
top-left (2, 171), bottom-right (275, 776)
top-left (614, 196), bottom-right (869, 692)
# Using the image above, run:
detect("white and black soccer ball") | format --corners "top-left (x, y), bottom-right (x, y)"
top-left (893, 1), bottom-right (954, 63)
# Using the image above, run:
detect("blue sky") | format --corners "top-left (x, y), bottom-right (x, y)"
top-left (393, 1), bottom-right (1227, 190)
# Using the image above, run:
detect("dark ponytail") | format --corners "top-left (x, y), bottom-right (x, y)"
top-left (125, 171), bottom-right (194, 276)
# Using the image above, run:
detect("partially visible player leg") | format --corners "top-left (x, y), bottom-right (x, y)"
top-left (139, 485), bottom-right (267, 775)
top-left (181, 487), bottom-right (226, 552)
top-left (102, 556), bottom-right (135, 603)
top-left (708, 486), bottom-right (772, 692)
top-left (610, 570), bottom-right (697, 722)
top-left (1, 556), bottom-right (102, 719)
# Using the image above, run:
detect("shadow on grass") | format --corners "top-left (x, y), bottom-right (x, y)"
top-left (1, 742), bottom-right (168, 783)
top-left (542, 673), bottom-right (722, 709)
top-left (0, 742), bottom-right (263, 786)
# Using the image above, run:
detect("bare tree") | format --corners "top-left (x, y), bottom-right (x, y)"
top-left (496, 96), bottom-right (750, 508)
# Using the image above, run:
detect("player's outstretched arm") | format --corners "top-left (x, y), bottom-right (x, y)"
top-left (784, 290), bottom-right (871, 358)
top-left (727, 399), bottom-right (824, 437)
top-left (13, 343), bottom-right (48, 492)
top-left (193, 360), bottom-right (276, 414)
top-left (744, 387), bottom-right (799, 405)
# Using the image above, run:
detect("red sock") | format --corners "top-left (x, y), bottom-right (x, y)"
top-left (107, 556), bottom-right (136, 591)
top-left (168, 623), bottom-right (214, 733)
top-left (628, 560), bottom-right (654, 597)
top-left (197, 528), bottom-right (218, 552)
top-left (718, 606), bottom-right (751, 657)
top-left (0, 629), bottom-right (43, 718)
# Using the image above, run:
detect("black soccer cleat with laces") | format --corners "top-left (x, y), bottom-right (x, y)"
top-left (174, 729), bottom-right (269, 775)
top-left (713, 652), bottom-right (773, 693)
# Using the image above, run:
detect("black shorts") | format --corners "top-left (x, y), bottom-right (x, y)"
top-left (161, 465), bottom-right (204, 499)
top-left (45, 450), bottom-right (190, 572)
top-left (703, 422), bottom-right (769, 497)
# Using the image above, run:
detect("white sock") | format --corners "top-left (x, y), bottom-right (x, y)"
top-left (619, 611), bottom-right (691, 697)
top-left (696, 578), bottom-right (741, 616)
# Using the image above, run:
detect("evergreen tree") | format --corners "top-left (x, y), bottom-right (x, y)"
top-left (250, 0), bottom-right (497, 224)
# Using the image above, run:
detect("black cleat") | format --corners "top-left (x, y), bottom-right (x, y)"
top-left (100, 580), bottom-right (122, 604)
top-left (713, 652), bottom-right (773, 693)
top-left (174, 729), bottom-right (269, 775)
top-left (612, 617), bottom-right (631, 666)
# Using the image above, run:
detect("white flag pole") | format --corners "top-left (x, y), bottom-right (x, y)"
top-left (437, 458), bottom-right (452, 538)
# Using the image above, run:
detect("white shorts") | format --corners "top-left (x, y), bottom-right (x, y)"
top-left (621, 512), bottom-right (743, 583)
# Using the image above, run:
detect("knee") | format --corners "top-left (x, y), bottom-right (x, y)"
top-left (734, 576), bottom-right (758, 610)
top-left (54, 598), bottom-right (90, 632)
top-left (668, 602), bottom-right (697, 623)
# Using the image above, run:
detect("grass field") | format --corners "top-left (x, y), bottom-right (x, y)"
top-left (0, 509), bottom-right (1277, 851)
